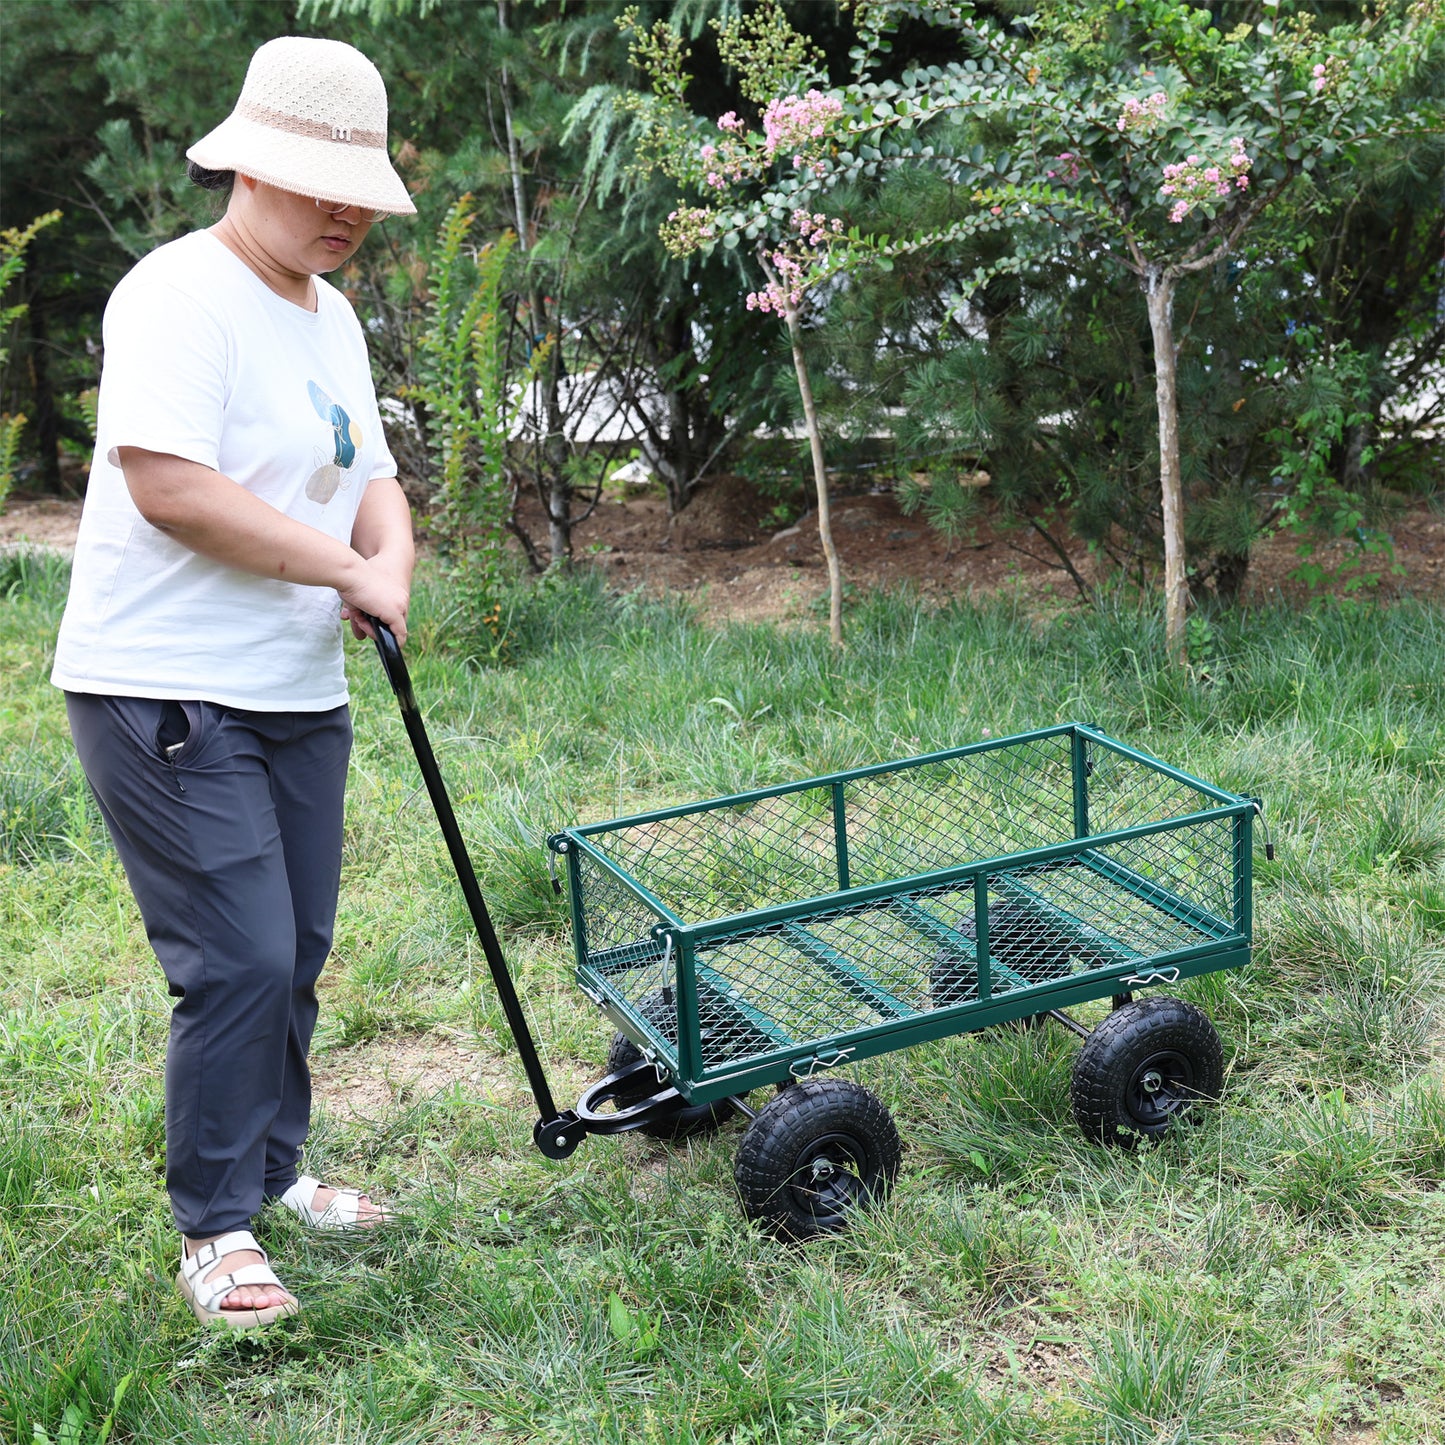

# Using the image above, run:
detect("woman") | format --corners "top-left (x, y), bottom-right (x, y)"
top-left (52, 36), bottom-right (417, 1328)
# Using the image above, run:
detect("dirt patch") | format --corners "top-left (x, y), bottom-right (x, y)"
top-left (972, 1320), bottom-right (1088, 1394)
top-left (6, 475), bottom-right (1442, 623)
top-left (310, 1032), bottom-right (525, 1124)
top-left (0, 495), bottom-right (85, 555)
top-left (558, 475), bottom-right (1098, 623)
top-left (532, 471), bottom-right (1445, 620)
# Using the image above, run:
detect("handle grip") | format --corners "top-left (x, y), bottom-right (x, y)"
top-left (364, 614), bottom-right (413, 709)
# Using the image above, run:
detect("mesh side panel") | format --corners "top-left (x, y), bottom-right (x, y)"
top-left (694, 931), bottom-right (880, 1063)
top-left (685, 838), bottom-right (1236, 1073)
top-left (573, 849), bottom-right (680, 1064)
top-left (843, 734), bottom-right (1076, 886)
top-left (988, 863), bottom-right (1203, 969)
top-left (683, 871), bottom-right (1086, 1070)
top-left (1084, 743), bottom-right (1220, 835)
top-left (574, 849), bottom-right (669, 977)
top-left (584, 733), bottom-right (1082, 922)
top-left (582, 786), bottom-right (840, 923)
top-left (1076, 817), bottom-right (1237, 936)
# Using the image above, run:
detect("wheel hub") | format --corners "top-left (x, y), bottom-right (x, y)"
top-left (791, 1134), bottom-right (867, 1220)
top-left (1127, 1048), bottom-right (1193, 1125)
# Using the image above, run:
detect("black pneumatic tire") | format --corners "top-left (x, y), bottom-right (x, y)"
top-left (1070, 995), bottom-right (1224, 1148)
top-left (734, 1077), bottom-right (901, 1241)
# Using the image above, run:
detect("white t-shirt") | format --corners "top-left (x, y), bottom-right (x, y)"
top-left (52, 229), bottom-right (397, 710)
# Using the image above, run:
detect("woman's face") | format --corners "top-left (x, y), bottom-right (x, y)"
top-left (232, 176), bottom-right (374, 276)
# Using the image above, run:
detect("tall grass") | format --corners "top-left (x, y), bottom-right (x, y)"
top-left (3, 562), bottom-right (1443, 1443)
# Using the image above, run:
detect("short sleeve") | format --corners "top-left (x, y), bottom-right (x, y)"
top-left (99, 279), bottom-right (228, 471)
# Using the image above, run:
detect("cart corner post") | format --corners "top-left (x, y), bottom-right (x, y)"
top-left (548, 832), bottom-right (588, 964)
top-left (832, 779), bottom-right (851, 891)
top-left (1070, 724), bottom-right (1092, 840)
top-left (1233, 804), bottom-right (1255, 941)
top-left (670, 926), bottom-right (704, 1086)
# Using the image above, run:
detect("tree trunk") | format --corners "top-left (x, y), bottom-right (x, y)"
top-left (782, 303), bottom-right (843, 648)
top-left (540, 341), bottom-right (571, 565)
top-left (1143, 266), bottom-right (1188, 666)
top-left (499, 0), bottom-right (571, 566)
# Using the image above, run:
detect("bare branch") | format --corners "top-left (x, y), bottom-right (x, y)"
top-left (1024, 516), bottom-right (1094, 603)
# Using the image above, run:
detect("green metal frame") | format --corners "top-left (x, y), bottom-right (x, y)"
top-left (551, 722), bottom-right (1256, 1106)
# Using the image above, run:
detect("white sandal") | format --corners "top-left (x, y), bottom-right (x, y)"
top-left (278, 1174), bottom-right (390, 1230)
top-left (176, 1230), bottom-right (299, 1329)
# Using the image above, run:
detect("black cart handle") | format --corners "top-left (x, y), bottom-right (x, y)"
top-left (367, 617), bottom-right (579, 1153)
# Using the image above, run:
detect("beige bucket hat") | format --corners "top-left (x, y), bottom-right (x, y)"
top-left (187, 36), bottom-right (416, 216)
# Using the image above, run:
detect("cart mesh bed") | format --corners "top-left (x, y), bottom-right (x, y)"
top-left (554, 723), bottom-right (1255, 1103)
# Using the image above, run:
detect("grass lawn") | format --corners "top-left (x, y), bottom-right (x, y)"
top-left (3, 548), bottom-right (1443, 1444)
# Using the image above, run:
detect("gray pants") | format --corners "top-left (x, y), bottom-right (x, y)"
top-left (66, 692), bottom-right (352, 1237)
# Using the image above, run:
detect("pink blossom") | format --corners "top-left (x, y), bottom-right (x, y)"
top-left (717, 112), bottom-right (743, 132)
top-left (1117, 90), bottom-right (1168, 133)
top-left (1047, 151), bottom-right (1081, 183)
top-left (1159, 142), bottom-right (1251, 221)
top-left (761, 90), bottom-right (843, 163)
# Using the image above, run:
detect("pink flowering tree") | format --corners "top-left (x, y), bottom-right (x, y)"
top-left (628, 6), bottom-right (865, 645)
top-left (918, 0), bottom-right (1442, 661)
top-left (625, 0), bottom-right (1443, 663)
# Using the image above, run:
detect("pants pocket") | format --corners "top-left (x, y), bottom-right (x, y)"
top-left (100, 695), bottom-right (208, 766)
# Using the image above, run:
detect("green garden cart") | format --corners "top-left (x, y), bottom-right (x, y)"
top-left (372, 624), bottom-right (1264, 1242)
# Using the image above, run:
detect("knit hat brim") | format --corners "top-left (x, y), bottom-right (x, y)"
top-left (188, 114), bottom-right (416, 217)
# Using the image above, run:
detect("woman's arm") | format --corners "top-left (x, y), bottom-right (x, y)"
top-left (118, 446), bottom-right (413, 642)
top-left (346, 475), bottom-right (415, 641)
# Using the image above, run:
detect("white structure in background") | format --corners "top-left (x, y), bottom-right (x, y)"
top-left (379, 371), bottom-right (670, 486)
top-left (509, 369), bottom-right (669, 485)
top-left (1382, 362), bottom-right (1443, 441)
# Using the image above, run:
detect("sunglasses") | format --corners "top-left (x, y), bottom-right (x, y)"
top-left (315, 198), bottom-right (387, 224)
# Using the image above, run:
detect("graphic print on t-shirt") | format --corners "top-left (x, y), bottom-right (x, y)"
top-left (304, 379), bottom-right (363, 504)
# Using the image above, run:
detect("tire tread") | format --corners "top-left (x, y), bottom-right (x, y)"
top-left (734, 1077), bottom-right (901, 1241)
top-left (1070, 994), bottom-right (1223, 1147)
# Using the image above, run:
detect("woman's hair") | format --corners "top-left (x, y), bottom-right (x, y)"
top-left (186, 160), bottom-right (235, 210)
